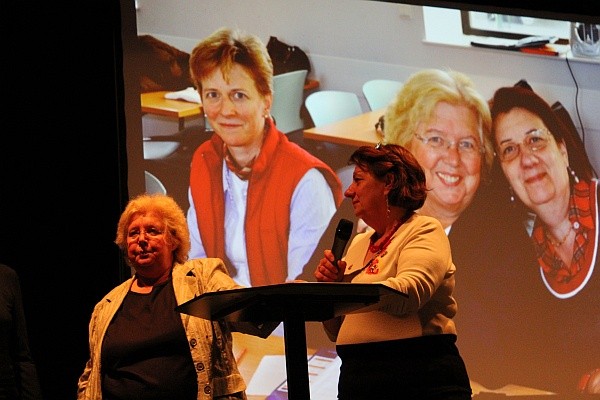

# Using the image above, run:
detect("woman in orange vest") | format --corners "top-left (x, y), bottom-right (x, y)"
top-left (186, 27), bottom-right (343, 287)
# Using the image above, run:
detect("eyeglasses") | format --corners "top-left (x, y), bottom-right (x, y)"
top-left (127, 227), bottom-right (164, 241)
top-left (414, 132), bottom-right (484, 156)
top-left (496, 128), bottom-right (551, 162)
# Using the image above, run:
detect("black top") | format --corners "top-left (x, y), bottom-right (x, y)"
top-left (101, 279), bottom-right (197, 400)
top-left (452, 179), bottom-right (600, 395)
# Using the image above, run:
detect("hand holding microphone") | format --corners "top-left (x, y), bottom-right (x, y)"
top-left (315, 219), bottom-right (353, 282)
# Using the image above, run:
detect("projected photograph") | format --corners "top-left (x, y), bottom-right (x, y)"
top-left (124, 1), bottom-right (600, 398)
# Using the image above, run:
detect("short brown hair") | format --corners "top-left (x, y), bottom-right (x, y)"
top-left (349, 144), bottom-right (428, 211)
top-left (189, 27), bottom-right (273, 97)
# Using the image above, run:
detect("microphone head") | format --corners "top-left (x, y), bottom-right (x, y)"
top-left (336, 218), bottom-right (354, 240)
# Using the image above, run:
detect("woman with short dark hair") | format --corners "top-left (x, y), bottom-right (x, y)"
top-left (490, 84), bottom-right (599, 394)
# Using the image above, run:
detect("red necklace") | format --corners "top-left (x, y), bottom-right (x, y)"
top-left (368, 221), bottom-right (401, 254)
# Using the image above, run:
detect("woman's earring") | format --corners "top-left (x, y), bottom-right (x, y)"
top-left (509, 186), bottom-right (515, 203)
top-left (386, 197), bottom-right (391, 218)
top-left (567, 165), bottom-right (580, 184)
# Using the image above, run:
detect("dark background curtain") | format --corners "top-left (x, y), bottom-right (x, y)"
top-left (0, 1), bottom-right (129, 399)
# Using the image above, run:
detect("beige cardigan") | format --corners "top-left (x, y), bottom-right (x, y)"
top-left (331, 213), bottom-right (459, 345)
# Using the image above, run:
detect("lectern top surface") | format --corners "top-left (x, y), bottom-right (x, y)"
top-left (176, 282), bottom-right (407, 322)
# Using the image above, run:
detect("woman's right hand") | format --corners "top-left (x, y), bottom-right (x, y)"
top-left (314, 249), bottom-right (346, 282)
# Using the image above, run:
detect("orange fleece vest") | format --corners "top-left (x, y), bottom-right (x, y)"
top-left (190, 119), bottom-right (343, 285)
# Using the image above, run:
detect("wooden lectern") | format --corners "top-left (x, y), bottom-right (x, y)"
top-left (176, 282), bottom-right (407, 400)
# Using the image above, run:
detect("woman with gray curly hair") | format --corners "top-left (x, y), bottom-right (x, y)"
top-left (77, 193), bottom-right (276, 400)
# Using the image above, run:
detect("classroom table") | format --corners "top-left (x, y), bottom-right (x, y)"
top-left (303, 109), bottom-right (384, 147)
top-left (140, 91), bottom-right (202, 130)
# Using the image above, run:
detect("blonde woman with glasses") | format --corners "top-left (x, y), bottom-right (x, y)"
top-left (381, 69), bottom-right (537, 394)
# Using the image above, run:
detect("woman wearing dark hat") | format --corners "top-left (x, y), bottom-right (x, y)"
top-left (490, 83), bottom-right (599, 395)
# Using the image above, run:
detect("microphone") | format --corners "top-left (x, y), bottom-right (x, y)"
top-left (331, 218), bottom-right (354, 263)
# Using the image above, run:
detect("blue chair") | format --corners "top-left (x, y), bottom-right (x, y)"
top-left (304, 90), bottom-right (362, 127)
top-left (271, 69), bottom-right (308, 134)
top-left (362, 79), bottom-right (403, 111)
top-left (144, 170), bottom-right (167, 195)
top-left (304, 90), bottom-right (363, 170)
top-left (142, 141), bottom-right (180, 160)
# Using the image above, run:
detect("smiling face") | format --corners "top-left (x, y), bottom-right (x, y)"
top-left (408, 102), bottom-right (483, 221)
top-left (201, 64), bottom-right (272, 149)
top-left (126, 212), bottom-right (175, 279)
top-left (494, 107), bottom-right (570, 211)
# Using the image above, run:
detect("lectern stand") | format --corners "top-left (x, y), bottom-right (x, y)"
top-left (176, 282), bottom-right (407, 400)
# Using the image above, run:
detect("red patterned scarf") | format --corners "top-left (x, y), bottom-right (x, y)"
top-left (223, 143), bottom-right (254, 180)
top-left (533, 179), bottom-right (596, 283)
